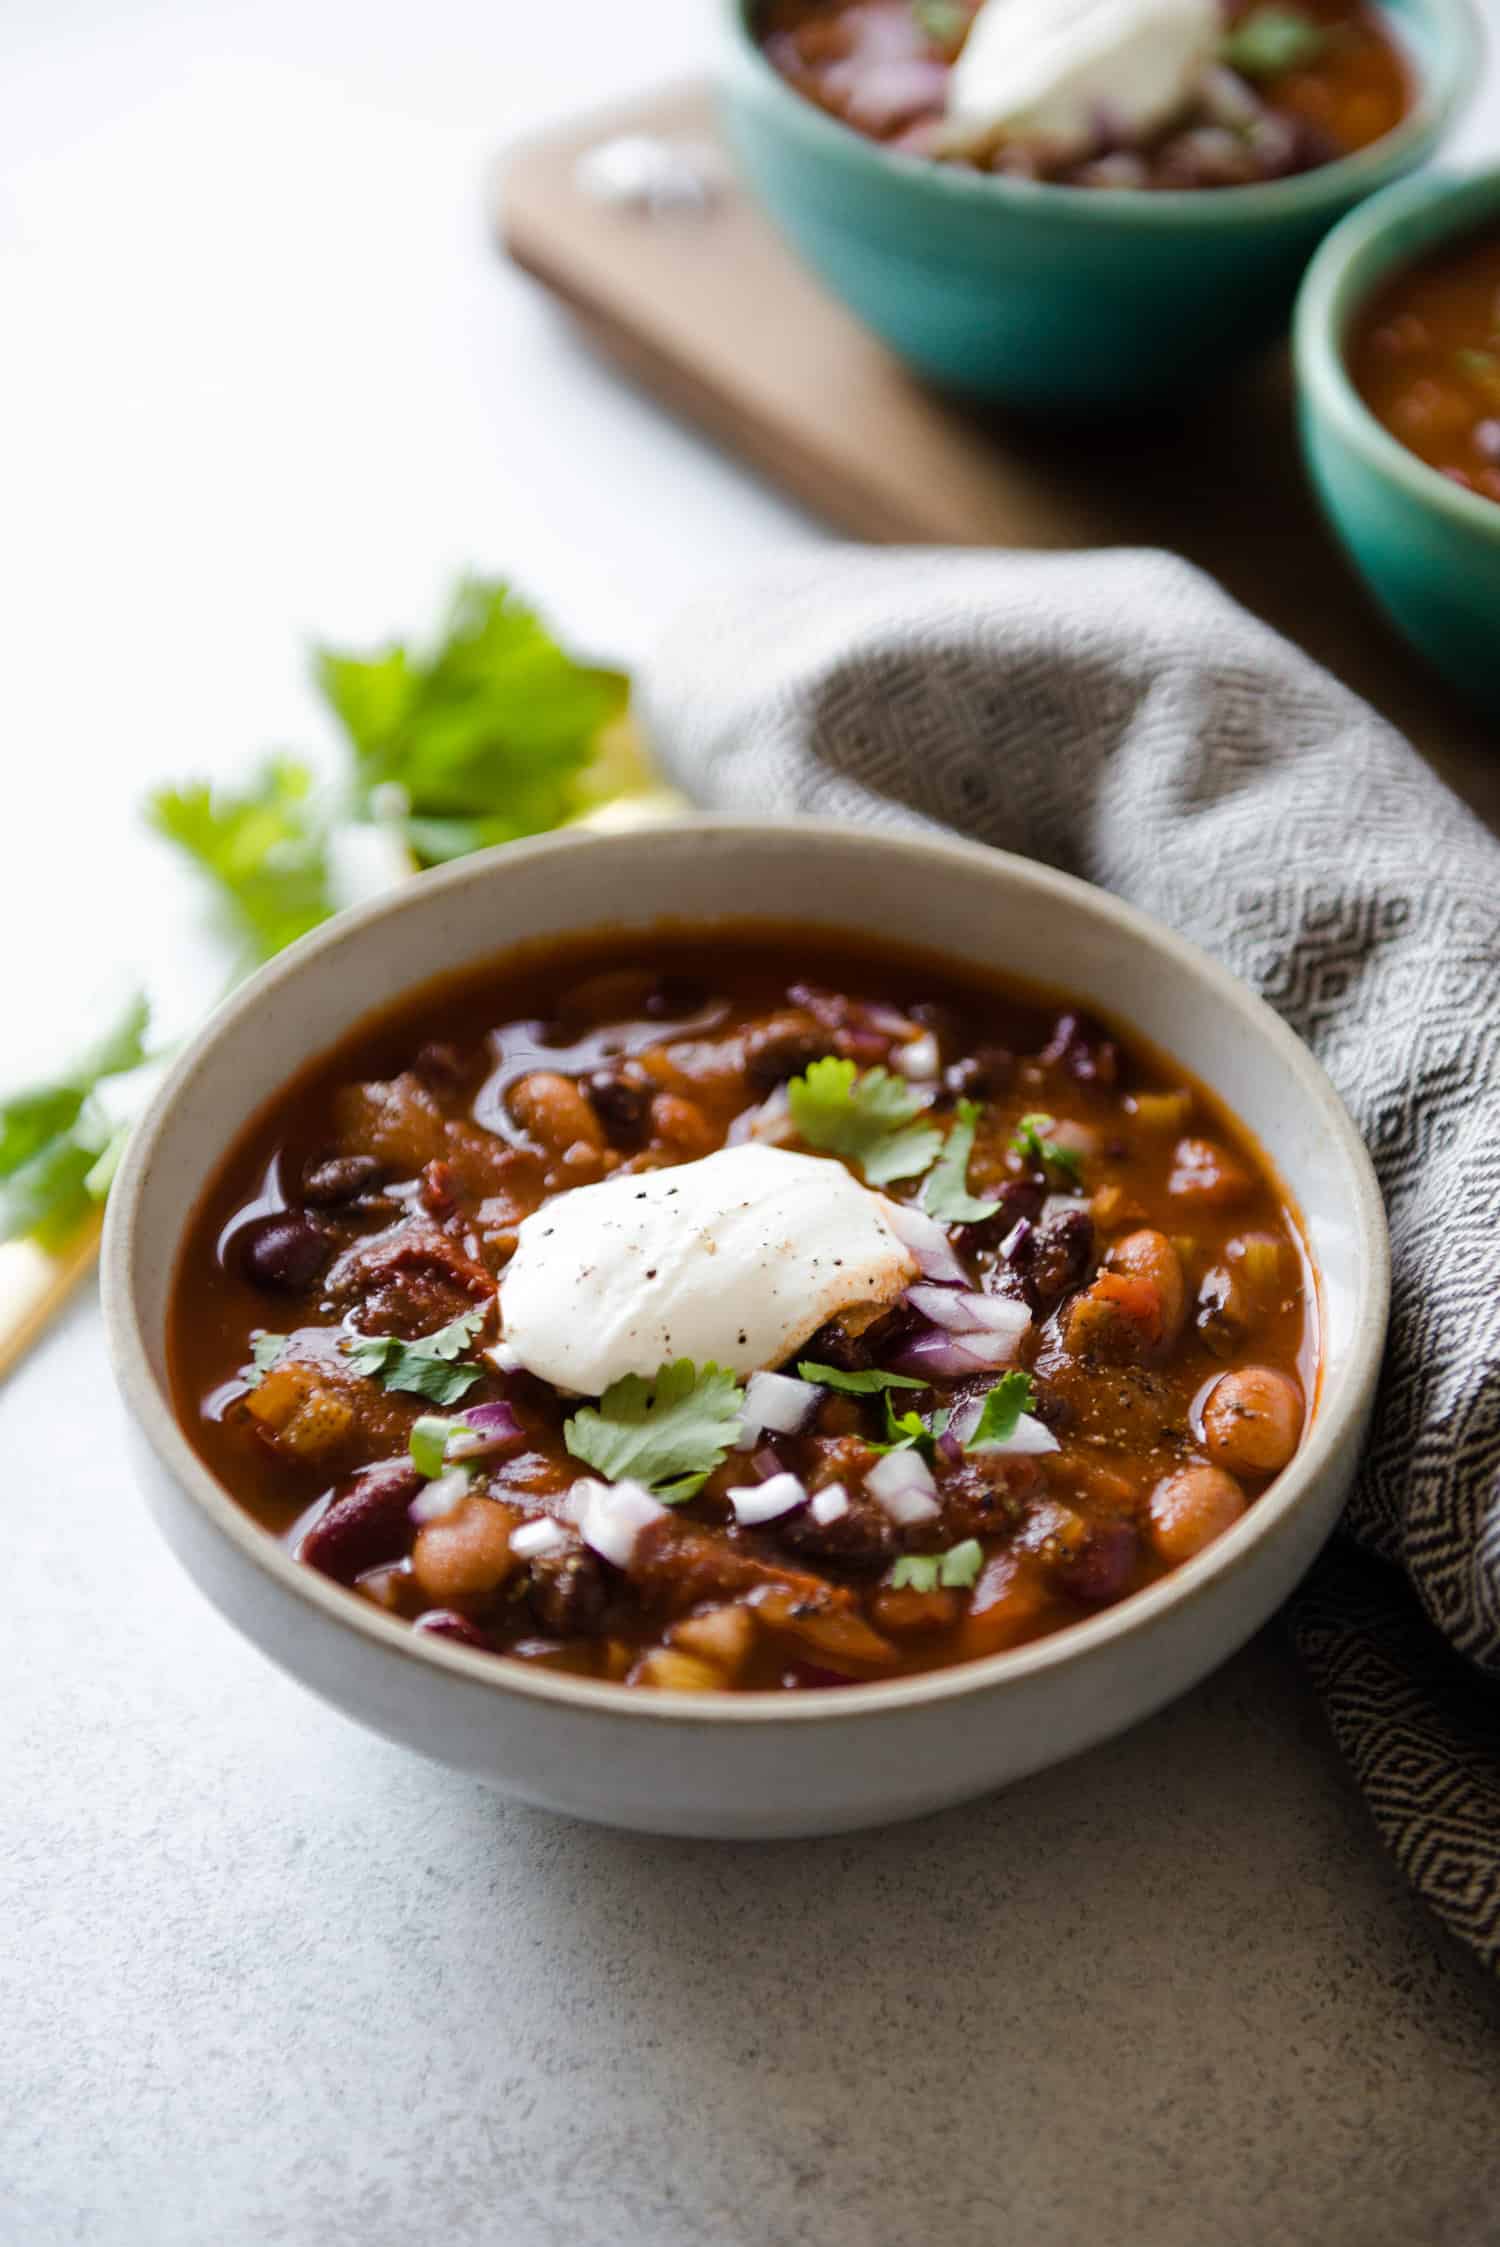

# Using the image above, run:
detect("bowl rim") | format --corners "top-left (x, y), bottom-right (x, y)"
top-left (719, 0), bottom-right (1481, 228)
top-left (102, 817), bottom-right (1390, 1730)
top-left (1294, 159), bottom-right (1500, 539)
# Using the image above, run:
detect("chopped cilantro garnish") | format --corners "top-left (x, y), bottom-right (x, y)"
top-left (246, 1333), bottom-right (288, 1387)
top-left (345, 1308), bottom-right (487, 1405)
top-left (797, 1361), bottom-right (926, 1395)
top-left (409, 1412), bottom-right (475, 1480)
top-left (317, 578), bottom-right (629, 870)
top-left (148, 759), bottom-right (334, 971)
top-left (0, 993), bottom-right (152, 1251)
top-left (564, 1359), bottom-right (744, 1502)
top-left (967, 1370), bottom-right (1036, 1451)
top-left (922, 1099), bottom-right (1000, 1224)
top-left (1011, 1112), bottom-right (1083, 1186)
top-left (890, 1539), bottom-right (984, 1593)
top-left (875, 1392), bottom-right (950, 1462)
top-left (787, 1056), bottom-right (943, 1187)
top-left (1222, 4), bottom-right (1328, 77)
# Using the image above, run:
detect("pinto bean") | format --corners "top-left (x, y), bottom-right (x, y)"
top-left (648, 1092), bottom-right (717, 1161)
top-left (1202, 1367), bottom-right (1303, 1476)
top-left (1149, 1466), bottom-right (1247, 1564)
top-left (510, 1071), bottom-right (605, 1156)
top-left (411, 1496), bottom-right (522, 1604)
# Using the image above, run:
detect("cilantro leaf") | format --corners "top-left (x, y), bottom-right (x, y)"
top-left (344, 1308), bottom-right (488, 1404)
top-left (797, 1361), bottom-right (926, 1395)
top-left (890, 1539), bottom-right (984, 1594)
top-left (245, 1333), bottom-right (288, 1387)
top-left (967, 1371), bottom-right (1036, 1451)
top-left (563, 1359), bottom-right (744, 1502)
top-left (0, 993), bottom-right (152, 1250)
top-left (1011, 1112), bottom-right (1084, 1186)
top-left (316, 578), bottom-right (629, 868)
top-left (875, 1393), bottom-right (950, 1461)
top-left (409, 1412), bottom-right (476, 1480)
top-left (1223, 5), bottom-right (1328, 77)
top-left (148, 758), bottom-right (333, 969)
top-left (787, 1057), bottom-right (943, 1187)
top-left (921, 1100), bottom-right (1000, 1224)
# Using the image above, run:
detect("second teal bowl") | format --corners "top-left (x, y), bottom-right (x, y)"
top-left (719, 0), bottom-right (1480, 409)
top-left (1296, 165), bottom-right (1500, 721)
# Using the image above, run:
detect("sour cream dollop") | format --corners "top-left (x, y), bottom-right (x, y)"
top-left (940, 0), bottom-right (1220, 159)
top-left (498, 1142), bottom-right (920, 1394)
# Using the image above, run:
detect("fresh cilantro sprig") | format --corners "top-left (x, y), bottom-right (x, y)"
top-left (1011, 1112), bottom-right (1083, 1187)
top-left (1223, 4), bottom-right (1328, 77)
top-left (317, 578), bottom-right (629, 867)
top-left (148, 758), bottom-right (334, 971)
top-left (797, 1361), bottom-right (926, 1395)
top-left (787, 1057), bottom-right (943, 1188)
top-left (344, 1308), bottom-right (488, 1405)
top-left (246, 1333), bottom-right (288, 1387)
top-left (922, 1100), bottom-right (1000, 1224)
top-left (890, 1539), bottom-right (984, 1593)
top-left (875, 1392), bottom-right (950, 1462)
top-left (564, 1359), bottom-right (744, 1502)
top-left (0, 994), bottom-right (152, 1252)
top-left (968, 1370), bottom-right (1036, 1450)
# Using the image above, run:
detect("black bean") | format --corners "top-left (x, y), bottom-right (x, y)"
top-left (301, 1153), bottom-right (385, 1206)
top-left (528, 1549), bottom-right (610, 1636)
top-left (1008, 1208), bottom-right (1095, 1315)
top-left (585, 1068), bottom-right (650, 1142)
top-left (944, 1044), bottom-right (1013, 1101)
top-left (241, 1212), bottom-right (329, 1292)
top-left (1041, 1012), bottom-right (1118, 1089)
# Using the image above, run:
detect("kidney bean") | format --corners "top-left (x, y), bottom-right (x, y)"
top-left (241, 1212), bottom-right (329, 1292)
top-left (1041, 1011), bottom-right (1118, 1089)
top-left (743, 1012), bottom-right (832, 1091)
top-left (413, 1042), bottom-right (469, 1096)
top-left (301, 1153), bottom-right (385, 1206)
top-left (299, 1459), bottom-right (425, 1583)
top-left (1055, 1518), bottom-right (1139, 1606)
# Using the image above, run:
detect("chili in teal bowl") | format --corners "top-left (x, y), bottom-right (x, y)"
top-left (1296, 164), bottom-right (1500, 719)
top-left (718, 0), bottom-right (1480, 409)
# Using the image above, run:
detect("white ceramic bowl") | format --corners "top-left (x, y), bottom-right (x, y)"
top-left (103, 820), bottom-right (1389, 1838)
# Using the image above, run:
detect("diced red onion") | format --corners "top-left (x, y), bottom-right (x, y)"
top-left (408, 1468), bottom-right (471, 1525)
top-left (1040, 1194), bottom-right (1090, 1229)
top-left (728, 1083), bottom-right (795, 1147)
top-left (446, 1400), bottom-right (522, 1460)
top-left (810, 1483), bottom-right (850, 1526)
top-left (509, 1517), bottom-right (569, 1560)
top-left (735, 1368), bottom-right (818, 1449)
top-left (729, 1472), bottom-right (808, 1526)
top-left (892, 1031), bottom-right (940, 1082)
top-left (574, 1478), bottom-right (666, 1569)
top-left (906, 1284), bottom-right (1030, 1339)
top-left (860, 1002), bottom-right (921, 1037)
top-left (889, 1323), bottom-right (1023, 1380)
top-left (999, 1217), bottom-right (1033, 1263)
top-left (937, 1428), bottom-right (965, 1469)
top-left (880, 1196), bottom-right (967, 1283)
top-left (752, 1442), bottom-right (784, 1481)
top-left (866, 1446), bottom-right (940, 1524)
top-left (483, 1339), bottom-right (523, 1374)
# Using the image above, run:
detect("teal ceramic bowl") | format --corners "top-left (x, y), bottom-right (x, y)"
top-left (1296, 165), bottom-right (1500, 719)
top-left (718, 0), bottom-right (1480, 408)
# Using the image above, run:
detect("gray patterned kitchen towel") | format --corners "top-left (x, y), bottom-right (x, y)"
top-left (640, 544), bottom-right (1500, 1971)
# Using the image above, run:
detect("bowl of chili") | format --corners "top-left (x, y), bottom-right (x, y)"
top-left (1296, 162), bottom-right (1500, 717)
top-left (718, 0), bottom-right (1479, 407)
top-left (102, 820), bottom-right (1388, 1836)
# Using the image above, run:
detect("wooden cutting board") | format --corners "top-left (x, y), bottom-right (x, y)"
top-left (498, 83), bottom-right (1500, 835)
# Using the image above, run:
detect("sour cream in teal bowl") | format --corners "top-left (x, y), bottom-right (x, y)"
top-left (1296, 164), bottom-right (1500, 719)
top-left (719, 0), bottom-right (1479, 409)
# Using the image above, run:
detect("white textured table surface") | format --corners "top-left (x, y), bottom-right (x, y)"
top-left (5, 6), bottom-right (1500, 2242)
